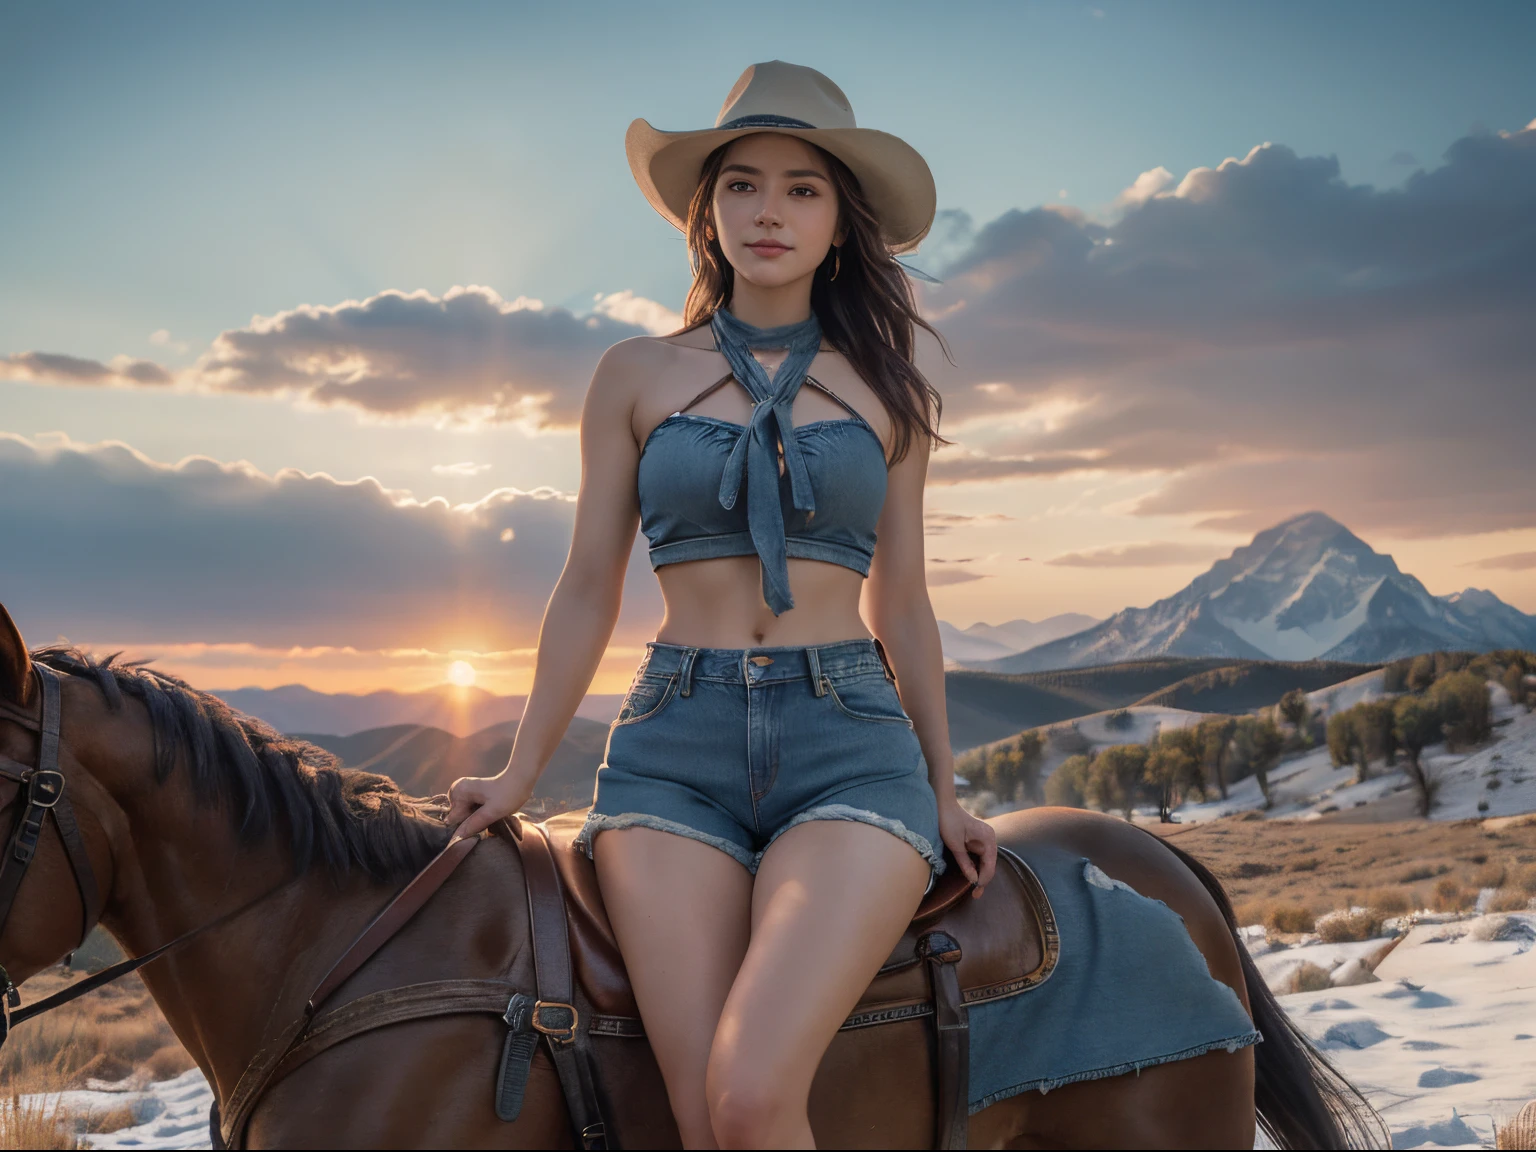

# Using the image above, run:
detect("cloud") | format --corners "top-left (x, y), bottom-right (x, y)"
top-left (0, 433), bottom-right (662, 651)
top-left (5, 286), bottom-right (672, 430)
top-left (923, 510), bottom-right (1015, 534)
top-left (430, 461), bottom-right (493, 477)
top-left (924, 561), bottom-right (989, 586)
top-left (148, 329), bottom-right (190, 355)
top-left (1045, 541), bottom-right (1226, 568)
top-left (1465, 551), bottom-right (1536, 572)
top-left (1, 351), bottom-right (172, 387)
top-left (920, 120), bottom-right (1536, 535)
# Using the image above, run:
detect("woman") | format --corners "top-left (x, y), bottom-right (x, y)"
top-left (448, 60), bottom-right (997, 1149)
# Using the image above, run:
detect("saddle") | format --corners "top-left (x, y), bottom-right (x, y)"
top-left (521, 808), bottom-right (1061, 1150)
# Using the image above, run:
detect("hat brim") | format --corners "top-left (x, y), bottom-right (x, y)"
top-left (625, 119), bottom-right (936, 255)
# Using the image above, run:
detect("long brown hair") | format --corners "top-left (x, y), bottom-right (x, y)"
top-left (680, 139), bottom-right (949, 463)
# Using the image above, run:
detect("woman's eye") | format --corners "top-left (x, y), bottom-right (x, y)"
top-left (728, 180), bottom-right (753, 192)
top-left (790, 186), bottom-right (816, 197)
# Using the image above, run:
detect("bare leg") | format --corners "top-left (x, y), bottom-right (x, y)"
top-left (706, 821), bottom-right (930, 1149)
top-left (594, 828), bottom-right (752, 1149)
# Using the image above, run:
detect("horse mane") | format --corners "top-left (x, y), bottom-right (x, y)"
top-left (32, 645), bottom-right (453, 883)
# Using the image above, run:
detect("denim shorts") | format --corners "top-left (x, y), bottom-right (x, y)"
top-left (574, 638), bottom-right (944, 879)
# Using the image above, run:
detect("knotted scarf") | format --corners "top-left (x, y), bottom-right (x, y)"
top-left (710, 307), bottom-right (824, 615)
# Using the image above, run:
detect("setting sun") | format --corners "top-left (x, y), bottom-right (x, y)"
top-left (445, 660), bottom-right (477, 688)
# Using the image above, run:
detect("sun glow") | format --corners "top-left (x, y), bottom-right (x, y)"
top-left (446, 660), bottom-right (477, 688)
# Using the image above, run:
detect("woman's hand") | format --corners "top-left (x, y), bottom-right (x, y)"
top-left (446, 769), bottom-right (537, 840)
top-left (937, 799), bottom-right (997, 897)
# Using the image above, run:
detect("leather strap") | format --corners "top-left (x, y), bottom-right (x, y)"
top-left (220, 832), bottom-right (486, 1147)
top-left (308, 833), bottom-right (481, 1012)
top-left (919, 931), bottom-right (970, 1150)
top-left (513, 820), bottom-right (609, 1150)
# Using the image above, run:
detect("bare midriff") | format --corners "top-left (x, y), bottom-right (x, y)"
top-left (655, 555), bottom-right (871, 649)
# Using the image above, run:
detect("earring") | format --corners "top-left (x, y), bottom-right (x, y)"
top-left (830, 246), bottom-right (841, 281)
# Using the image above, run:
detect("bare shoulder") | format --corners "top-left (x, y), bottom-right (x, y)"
top-left (588, 335), bottom-right (686, 409)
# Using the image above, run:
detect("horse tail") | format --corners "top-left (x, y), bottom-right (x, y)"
top-left (1155, 837), bottom-right (1389, 1150)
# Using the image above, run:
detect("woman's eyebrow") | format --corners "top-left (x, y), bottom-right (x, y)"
top-left (720, 163), bottom-right (828, 181)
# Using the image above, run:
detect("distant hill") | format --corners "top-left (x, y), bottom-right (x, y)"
top-left (299, 716), bottom-right (610, 807)
top-left (941, 656), bottom-right (1370, 750)
top-left (215, 682), bottom-right (624, 737)
top-left (967, 512), bottom-right (1536, 672)
top-left (938, 614), bottom-right (1099, 664)
top-left (1132, 659), bottom-right (1379, 713)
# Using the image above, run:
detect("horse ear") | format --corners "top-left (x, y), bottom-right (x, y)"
top-left (0, 603), bottom-right (34, 709)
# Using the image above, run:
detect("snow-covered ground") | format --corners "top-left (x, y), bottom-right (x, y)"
top-left (1256, 913), bottom-right (1536, 1150)
top-left (25, 1068), bottom-right (213, 1149)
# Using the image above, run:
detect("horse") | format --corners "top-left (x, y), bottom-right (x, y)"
top-left (0, 603), bottom-right (1383, 1149)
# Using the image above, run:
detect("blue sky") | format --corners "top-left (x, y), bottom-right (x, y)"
top-left (2, 1), bottom-right (1534, 693)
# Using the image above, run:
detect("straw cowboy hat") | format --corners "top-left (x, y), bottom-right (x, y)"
top-left (625, 60), bottom-right (937, 254)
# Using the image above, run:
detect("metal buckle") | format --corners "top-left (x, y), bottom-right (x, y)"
top-left (531, 1000), bottom-right (578, 1044)
top-left (26, 769), bottom-right (64, 809)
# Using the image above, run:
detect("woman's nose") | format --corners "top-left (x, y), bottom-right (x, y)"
top-left (755, 204), bottom-right (781, 227)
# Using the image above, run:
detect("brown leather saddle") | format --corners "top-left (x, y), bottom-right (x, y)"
top-left (531, 808), bottom-right (1061, 1150)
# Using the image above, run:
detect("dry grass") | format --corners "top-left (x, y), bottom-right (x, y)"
top-left (1489, 887), bottom-right (1535, 913)
top-left (1155, 815), bottom-right (1536, 926)
top-left (1266, 903), bottom-right (1315, 934)
top-left (1471, 861), bottom-right (1509, 889)
top-left (1283, 961), bottom-right (1333, 994)
top-left (1364, 887), bottom-right (1413, 915)
top-left (1497, 1099), bottom-right (1536, 1150)
top-left (0, 966), bottom-right (193, 1149)
top-left (1317, 909), bottom-right (1386, 943)
top-left (1431, 877), bottom-right (1475, 912)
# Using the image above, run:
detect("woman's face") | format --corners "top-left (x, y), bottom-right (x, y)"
top-left (710, 133), bottom-right (841, 291)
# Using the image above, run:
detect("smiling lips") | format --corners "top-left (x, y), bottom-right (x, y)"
top-left (745, 240), bottom-right (791, 257)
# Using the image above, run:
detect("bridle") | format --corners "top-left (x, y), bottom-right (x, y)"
top-left (0, 662), bottom-right (296, 1048)
top-left (0, 663), bottom-right (103, 1026)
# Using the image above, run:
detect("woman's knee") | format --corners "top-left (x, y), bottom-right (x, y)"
top-left (705, 1046), bottom-right (802, 1148)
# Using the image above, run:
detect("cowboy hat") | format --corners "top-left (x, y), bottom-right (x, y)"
top-left (625, 60), bottom-right (936, 254)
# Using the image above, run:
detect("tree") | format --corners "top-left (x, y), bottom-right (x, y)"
top-left (1014, 730), bottom-right (1045, 806)
top-left (1431, 670), bottom-right (1491, 750)
top-left (1233, 717), bottom-right (1284, 807)
top-left (1353, 699), bottom-right (1398, 776)
top-left (1044, 754), bottom-right (1091, 808)
top-left (1196, 716), bottom-right (1237, 800)
top-left (1327, 709), bottom-right (1361, 773)
top-left (1144, 728), bottom-right (1204, 822)
top-left (1502, 662), bottom-right (1526, 708)
top-left (1407, 653), bottom-right (1436, 692)
top-left (1279, 689), bottom-right (1310, 734)
top-left (1394, 695), bottom-right (1443, 817)
top-left (1086, 744), bottom-right (1148, 820)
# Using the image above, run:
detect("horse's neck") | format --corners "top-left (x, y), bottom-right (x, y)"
top-left (102, 800), bottom-right (395, 1103)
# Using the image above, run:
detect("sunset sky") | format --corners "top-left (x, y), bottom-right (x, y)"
top-left (3, 0), bottom-right (1534, 695)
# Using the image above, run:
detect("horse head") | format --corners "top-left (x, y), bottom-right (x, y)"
top-left (0, 602), bottom-right (124, 1000)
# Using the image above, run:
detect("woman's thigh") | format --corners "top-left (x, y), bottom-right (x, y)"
top-left (709, 819), bottom-right (930, 1105)
top-left (594, 826), bottom-right (753, 1142)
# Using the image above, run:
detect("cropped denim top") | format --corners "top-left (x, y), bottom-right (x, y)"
top-left (638, 310), bottom-right (888, 615)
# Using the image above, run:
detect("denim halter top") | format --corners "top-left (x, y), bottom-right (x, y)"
top-left (638, 309), bottom-right (887, 615)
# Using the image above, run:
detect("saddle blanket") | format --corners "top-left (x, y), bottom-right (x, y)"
top-left (967, 844), bottom-right (1262, 1112)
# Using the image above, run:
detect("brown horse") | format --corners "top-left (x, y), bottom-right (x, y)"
top-left (0, 604), bottom-right (1383, 1149)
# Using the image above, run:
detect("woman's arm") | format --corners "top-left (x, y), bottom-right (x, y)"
top-left (864, 432), bottom-right (998, 892)
top-left (447, 341), bottom-right (645, 838)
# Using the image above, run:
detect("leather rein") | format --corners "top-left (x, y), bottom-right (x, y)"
top-left (0, 664), bottom-right (297, 1045)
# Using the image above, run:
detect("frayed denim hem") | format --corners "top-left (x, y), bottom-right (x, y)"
top-left (966, 1029), bottom-right (1264, 1113)
top-left (573, 810), bottom-right (756, 871)
top-left (756, 803), bottom-right (946, 879)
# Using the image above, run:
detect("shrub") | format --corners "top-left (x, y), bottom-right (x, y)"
top-left (1512, 863), bottom-right (1536, 895)
top-left (1398, 864), bottom-right (1436, 883)
top-left (1105, 708), bottom-right (1133, 731)
top-left (1233, 899), bottom-right (1270, 929)
top-left (1470, 862), bottom-right (1508, 890)
top-left (1431, 670), bottom-right (1493, 750)
top-left (1488, 888), bottom-right (1533, 913)
top-left (1286, 961), bottom-right (1333, 994)
top-left (1317, 909), bottom-right (1386, 943)
top-left (1431, 877), bottom-right (1473, 912)
top-left (1044, 754), bottom-right (1091, 808)
top-left (1290, 857), bottom-right (1320, 873)
top-left (1266, 903), bottom-right (1315, 934)
top-left (1365, 887), bottom-right (1412, 915)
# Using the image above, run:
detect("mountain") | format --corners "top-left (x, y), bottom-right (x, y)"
top-left (299, 716), bottom-right (610, 806)
top-left (938, 614), bottom-right (1100, 663)
top-left (213, 683), bottom-right (625, 737)
top-left (970, 512), bottom-right (1536, 673)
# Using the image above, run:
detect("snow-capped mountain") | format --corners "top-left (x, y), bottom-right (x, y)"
top-left (937, 614), bottom-right (1100, 663)
top-left (980, 512), bottom-right (1536, 672)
